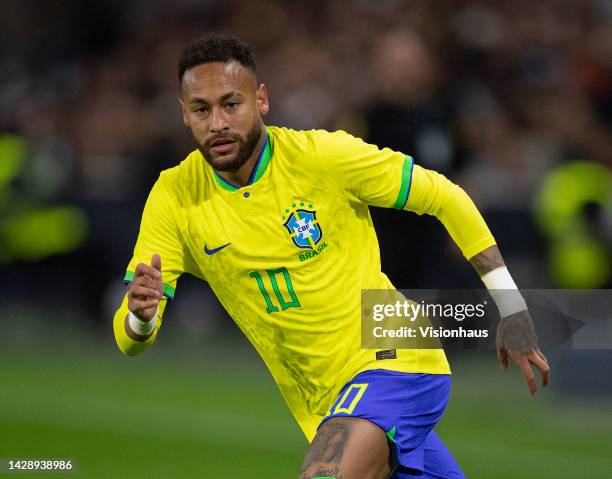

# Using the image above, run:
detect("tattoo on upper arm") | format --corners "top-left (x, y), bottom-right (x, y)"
top-left (470, 245), bottom-right (505, 276)
top-left (300, 421), bottom-right (353, 478)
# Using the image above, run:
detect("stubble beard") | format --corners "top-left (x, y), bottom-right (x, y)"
top-left (197, 120), bottom-right (263, 173)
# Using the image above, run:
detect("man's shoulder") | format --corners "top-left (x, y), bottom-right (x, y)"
top-left (268, 125), bottom-right (354, 141)
top-left (268, 126), bottom-right (360, 159)
top-left (268, 126), bottom-right (317, 152)
top-left (154, 149), bottom-right (204, 202)
top-left (159, 149), bottom-right (202, 181)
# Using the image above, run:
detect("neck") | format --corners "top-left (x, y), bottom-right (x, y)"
top-left (215, 129), bottom-right (268, 188)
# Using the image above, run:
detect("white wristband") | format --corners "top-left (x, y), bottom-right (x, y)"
top-left (128, 307), bottom-right (158, 336)
top-left (481, 266), bottom-right (528, 318)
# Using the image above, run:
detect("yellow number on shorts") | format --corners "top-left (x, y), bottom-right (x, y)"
top-left (332, 383), bottom-right (368, 415)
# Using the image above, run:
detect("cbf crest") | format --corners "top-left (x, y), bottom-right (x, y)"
top-left (283, 200), bottom-right (323, 250)
top-left (281, 200), bottom-right (329, 262)
top-left (282, 200), bottom-right (323, 249)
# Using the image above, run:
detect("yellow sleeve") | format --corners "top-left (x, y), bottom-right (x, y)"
top-left (113, 293), bottom-right (169, 356)
top-left (405, 164), bottom-right (496, 259)
top-left (315, 130), bottom-right (413, 208)
top-left (313, 129), bottom-right (494, 259)
top-left (113, 172), bottom-right (194, 356)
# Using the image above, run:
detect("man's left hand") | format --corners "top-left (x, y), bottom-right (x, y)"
top-left (496, 310), bottom-right (551, 396)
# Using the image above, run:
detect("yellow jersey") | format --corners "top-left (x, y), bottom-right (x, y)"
top-left (113, 126), bottom-right (496, 441)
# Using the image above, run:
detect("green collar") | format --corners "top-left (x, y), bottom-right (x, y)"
top-left (213, 131), bottom-right (271, 191)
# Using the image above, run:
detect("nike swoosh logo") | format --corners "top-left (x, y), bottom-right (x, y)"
top-left (204, 242), bottom-right (231, 255)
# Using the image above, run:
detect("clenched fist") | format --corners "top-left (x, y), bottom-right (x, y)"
top-left (127, 254), bottom-right (163, 321)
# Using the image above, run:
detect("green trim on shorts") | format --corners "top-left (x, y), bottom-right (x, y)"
top-left (386, 425), bottom-right (397, 443)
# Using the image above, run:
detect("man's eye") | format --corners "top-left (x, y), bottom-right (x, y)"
top-left (226, 102), bottom-right (239, 108)
top-left (193, 107), bottom-right (208, 113)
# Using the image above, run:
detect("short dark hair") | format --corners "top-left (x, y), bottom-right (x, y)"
top-left (178, 33), bottom-right (256, 83)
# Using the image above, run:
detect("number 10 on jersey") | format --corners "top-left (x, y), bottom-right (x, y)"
top-left (249, 267), bottom-right (301, 313)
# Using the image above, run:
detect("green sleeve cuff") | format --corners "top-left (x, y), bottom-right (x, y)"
top-left (123, 271), bottom-right (175, 300)
top-left (393, 156), bottom-right (414, 210)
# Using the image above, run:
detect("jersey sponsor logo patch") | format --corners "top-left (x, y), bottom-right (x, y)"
top-left (376, 349), bottom-right (397, 360)
top-left (204, 242), bottom-right (231, 255)
top-left (282, 201), bottom-right (323, 249)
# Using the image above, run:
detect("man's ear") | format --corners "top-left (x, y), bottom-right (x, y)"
top-left (178, 98), bottom-right (190, 127)
top-left (256, 83), bottom-right (269, 116)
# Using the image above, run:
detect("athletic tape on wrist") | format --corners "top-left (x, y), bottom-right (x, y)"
top-left (128, 307), bottom-right (158, 336)
top-left (481, 266), bottom-right (527, 318)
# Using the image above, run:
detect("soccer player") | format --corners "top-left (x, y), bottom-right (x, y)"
top-left (113, 34), bottom-right (550, 479)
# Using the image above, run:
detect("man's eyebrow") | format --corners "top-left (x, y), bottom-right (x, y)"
top-left (224, 91), bottom-right (244, 100)
top-left (189, 97), bottom-right (209, 105)
top-left (188, 91), bottom-right (243, 105)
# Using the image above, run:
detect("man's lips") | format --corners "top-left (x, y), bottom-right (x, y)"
top-left (208, 138), bottom-right (237, 154)
top-left (211, 142), bottom-right (236, 153)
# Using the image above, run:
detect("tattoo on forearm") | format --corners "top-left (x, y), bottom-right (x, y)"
top-left (496, 310), bottom-right (538, 351)
top-left (300, 421), bottom-right (353, 478)
top-left (470, 245), bottom-right (505, 276)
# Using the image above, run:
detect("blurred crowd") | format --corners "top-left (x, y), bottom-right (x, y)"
top-left (1, 0), bottom-right (611, 324)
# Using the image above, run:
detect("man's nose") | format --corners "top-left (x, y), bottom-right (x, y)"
top-left (210, 107), bottom-right (229, 132)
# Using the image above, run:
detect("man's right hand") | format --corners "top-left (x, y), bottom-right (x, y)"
top-left (127, 254), bottom-right (163, 321)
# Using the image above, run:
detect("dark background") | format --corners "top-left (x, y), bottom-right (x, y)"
top-left (1, 1), bottom-right (611, 477)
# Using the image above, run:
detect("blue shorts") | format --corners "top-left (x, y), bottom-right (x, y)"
top-left (319, 370), bottom-right (464, 479)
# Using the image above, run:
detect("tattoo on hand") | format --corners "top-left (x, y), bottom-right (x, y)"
top-left (496, 310), bottom-right (538, 351)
